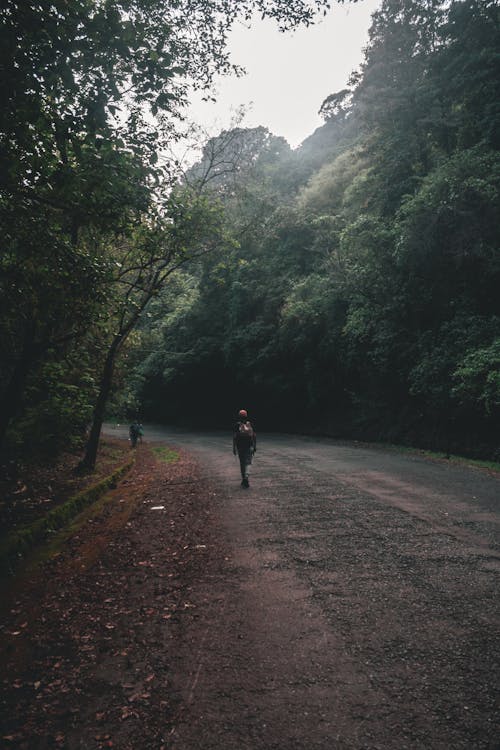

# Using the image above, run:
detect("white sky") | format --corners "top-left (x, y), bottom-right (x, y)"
top-left (187, 0), bottom-right (381, 149)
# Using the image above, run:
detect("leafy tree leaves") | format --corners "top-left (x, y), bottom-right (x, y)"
top-left (129, 0), bottom-right (500, 458)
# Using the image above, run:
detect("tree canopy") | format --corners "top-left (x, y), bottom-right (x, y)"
top-left (124, 0), bottom-right (499, 459)
top-left (1, 0), bottom-right (499, 462)
top-left (0, 0), bottom-right (333, 459)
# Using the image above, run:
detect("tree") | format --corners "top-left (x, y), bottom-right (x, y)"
top-left (352, 0), bottom-right (447, 211)
top-left (79, 188), bottom-right (230, 470)
top-left (186, 124), bottom-right (292, 196)
top-left (453, 340), bottom-right (500, 420)
top-left (433, 0), bottom-right (500, 152)
top-left (0, 0), bottom-right (335, 454)
top-left (13, 0), bottom-right (497, 459)
top-left (318, 89), bottom-right (352, 121)
top-left (0, 207), bottom-right (109, 447)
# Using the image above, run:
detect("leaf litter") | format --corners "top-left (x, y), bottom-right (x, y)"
top-left (0, 443), bottom-right (217, 749)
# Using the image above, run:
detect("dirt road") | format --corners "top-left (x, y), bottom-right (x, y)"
top-left (1, 427), bottom-right (499, 749)
top-left (108, 426), bottom-right (500, 749)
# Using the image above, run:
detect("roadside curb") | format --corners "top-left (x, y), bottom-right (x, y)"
top-left (0, 457), bottom-right (135, 576)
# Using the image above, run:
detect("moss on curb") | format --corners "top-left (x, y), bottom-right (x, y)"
top-left (0, 458), bottom-right (134, 576)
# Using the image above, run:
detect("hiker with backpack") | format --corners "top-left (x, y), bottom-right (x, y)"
top-left (233, 409), bottom-right (257, 488)
top-left (129, 421), bottom-right (140, 448)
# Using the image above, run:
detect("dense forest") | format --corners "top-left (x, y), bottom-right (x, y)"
top-left (1, 0), bottom-right (499, 466)
top-left (0, 0), bottom-right (331, 469)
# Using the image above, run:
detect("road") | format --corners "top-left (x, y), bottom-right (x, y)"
top-left (106, 424), bottom-right (500, 749)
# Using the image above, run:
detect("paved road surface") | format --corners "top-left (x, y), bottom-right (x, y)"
top-left (105, 424), bottom-right (500, 749)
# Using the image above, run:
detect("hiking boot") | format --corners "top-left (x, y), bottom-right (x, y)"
top-left (243, 477), bottom-right (249, 488)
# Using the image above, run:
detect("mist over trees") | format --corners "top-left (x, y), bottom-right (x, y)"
top-left (123, 0), bottom-right (500, 458)
top-left (1, 0), bottom-right (499, 463)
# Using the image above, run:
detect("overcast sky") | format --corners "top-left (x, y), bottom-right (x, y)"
top-left (187, 0), bottom-right (381, 150)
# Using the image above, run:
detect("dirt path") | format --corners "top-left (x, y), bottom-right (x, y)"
top-left (1, 430), bottom-right (499, 749)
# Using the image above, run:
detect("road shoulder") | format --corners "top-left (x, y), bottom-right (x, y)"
top-left (0, 442), bottom-right (219, 750)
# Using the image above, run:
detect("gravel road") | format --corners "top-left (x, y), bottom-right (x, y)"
top-left (105, 425), bottom-right (500, 749)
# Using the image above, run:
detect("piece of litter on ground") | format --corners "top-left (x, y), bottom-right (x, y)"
top-left (151, 505), bottom-right (165, 510)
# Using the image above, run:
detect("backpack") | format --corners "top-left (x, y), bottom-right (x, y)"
top-left (237, 420), bottom-right (254, 442)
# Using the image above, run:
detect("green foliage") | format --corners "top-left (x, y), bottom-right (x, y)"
top-left (298, 148), bottom-right (367, 217)
top-left (125, 0), bottom-right (500, 459)
top-left (396, 146), bottom-right (500, 276)
top-left (435, 0), bottom-right (500, 151)
top-left (3, 0), bottom-right (499, 460)
top-left (1, 0), bottom-right (332, 458)
top-left (5, 355), bottom-right (97, 456)
top-left (452, 339), bottom-right (500, 417)
top-left (0, 458), bottom-right (133, 575)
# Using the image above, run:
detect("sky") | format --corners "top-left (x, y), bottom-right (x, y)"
top-left (186, 0), bottom-right (381, 150)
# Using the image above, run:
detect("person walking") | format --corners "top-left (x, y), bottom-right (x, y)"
top-left (129, 421), bottom-right (140, 447)
top-left (233, 409), bottom-right (257, 488)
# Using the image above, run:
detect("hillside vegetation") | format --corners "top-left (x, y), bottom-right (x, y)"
top-left (1, 0), bottom-right (499, 464)
top-left (124, 0), bottom-right (500, 458)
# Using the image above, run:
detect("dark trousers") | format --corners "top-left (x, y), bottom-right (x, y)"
top-left (237, 447), bottom-right (252, 479)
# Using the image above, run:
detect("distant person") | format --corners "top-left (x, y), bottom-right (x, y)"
top-left (129, 422), bottom-right (140, 447)
top-left (233, 409), bottom-right (257, 488)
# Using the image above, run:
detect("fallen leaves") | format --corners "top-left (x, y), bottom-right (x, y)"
top-left (94, 733), bottom-right (113, 747)
top-left (127, 690), bottom-right (151, 703)
top-left (0, 445), bottom-right (215, 748)
top-left (8, 618), bottom-right (29, 636)
top-left (120, 706), bottom-right (139, 721)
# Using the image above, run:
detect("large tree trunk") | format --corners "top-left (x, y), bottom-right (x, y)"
top-left (78, 339), bottom-right (120, 472)
top-left (78, 302), bottom-right (146, 472)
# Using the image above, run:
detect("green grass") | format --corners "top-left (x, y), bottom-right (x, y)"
top-left (0, 458), bottom-right (134, 576)
top-left (152, 445), bottom-right (180, 464)
top-left (433, 453), bottom-right (500, 471)
top-left (381, 443), bottom-right (500, 472)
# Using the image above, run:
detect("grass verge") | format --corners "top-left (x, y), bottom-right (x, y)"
top-left (0, 458), bottom-right (134, 577)
top-left (380, 443), bottom-right (500, 472)
top-left (152, 445), bottom-right (180, 464)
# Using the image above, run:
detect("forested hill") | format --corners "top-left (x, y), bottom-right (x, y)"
top-left (1, 0), bottom-right (499, 465)
top-left (125, 0), bottom-right (500, 458)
